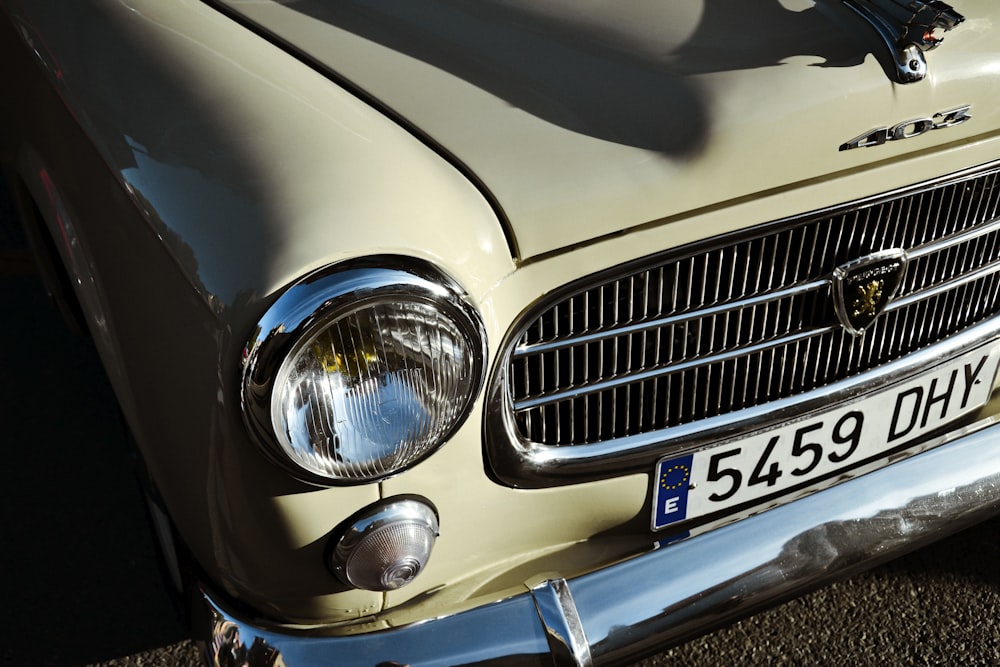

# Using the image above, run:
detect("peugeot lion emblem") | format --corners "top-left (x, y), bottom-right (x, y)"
top-left (832, 250), bottom-right (908, 336)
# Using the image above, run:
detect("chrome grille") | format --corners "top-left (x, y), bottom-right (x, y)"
top-left (505, 166), bottom-right (1000, 449)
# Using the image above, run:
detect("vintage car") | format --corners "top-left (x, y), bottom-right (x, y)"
top-left (2, 0), bottom-right (1000, 664)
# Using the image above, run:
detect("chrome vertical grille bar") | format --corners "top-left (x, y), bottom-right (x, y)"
top-left (493, 164), bottom-right (1000, 468)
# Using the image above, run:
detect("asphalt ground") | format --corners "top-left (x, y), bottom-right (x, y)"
top-left (1, 180), bottom-right (998, 666)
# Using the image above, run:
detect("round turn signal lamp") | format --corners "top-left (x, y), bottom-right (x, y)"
top-left (330, 498), bottom-right (439, 592)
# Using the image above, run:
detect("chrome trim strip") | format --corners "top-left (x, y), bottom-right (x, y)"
top-left (489, 313), bottom-right (1000, 488)
top-left (531, 579), bottom-right (593, 667)
top-left (199, 424), bottom-right (1000, 665)
top-left (488, 162), bottom-right (1000, 487)
top-left (907, 213), bottom-right (1000, 260)
top-left (889, 257), bottom-right (1000, 310)
top-left (576, 420), bottom-right (1000, 663)
top-left (513, 279), bottom-right (830, 358)
top-left (200, 583), bottom-right (554, 666)
top-left (513, 327), bottom-right (834, 412)
top-left (513, 211), bottom-right (1000, 364)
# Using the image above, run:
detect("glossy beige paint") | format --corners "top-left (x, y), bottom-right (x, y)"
top-left (381, 135), bottom-right (1000, 613)
top-left (1, 0), bottom-right (513, 621)
top-left (221, 0), bottom-right (1000, 261)
top-left (3, 0), bottom-right (1000, 628)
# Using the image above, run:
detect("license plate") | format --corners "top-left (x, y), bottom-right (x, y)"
top-left (652, 344), bottom-right (1000, 530)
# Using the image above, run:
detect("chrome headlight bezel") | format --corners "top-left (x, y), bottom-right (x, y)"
top-left (241, 256), bottom-right (488, 486)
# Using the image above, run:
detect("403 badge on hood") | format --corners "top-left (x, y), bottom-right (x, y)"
top-left (840, 105), bottom-right (973, 150)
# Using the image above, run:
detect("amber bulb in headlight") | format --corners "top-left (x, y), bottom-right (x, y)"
top-left (272, 297), bottom-right (479, 482)
top-left (242, 259), bottom-right (487, 485)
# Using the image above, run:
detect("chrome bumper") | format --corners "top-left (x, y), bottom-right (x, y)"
top-left (199, 422), bottom-right (1000, 666)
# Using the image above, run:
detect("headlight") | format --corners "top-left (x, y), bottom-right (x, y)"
top-left (242, 257), bottom-right (487, 484)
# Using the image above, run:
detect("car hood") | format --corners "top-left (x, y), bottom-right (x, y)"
top-left (216, 0), bottom-right (1000, 261)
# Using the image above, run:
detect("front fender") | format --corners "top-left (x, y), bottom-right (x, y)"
top-left (1, 0), bottom-right (513, 622)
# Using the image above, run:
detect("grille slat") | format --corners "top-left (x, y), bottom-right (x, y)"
top-left (505, 165), bottom-right (1000, 450)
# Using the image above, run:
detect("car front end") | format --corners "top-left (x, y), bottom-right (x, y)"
top-left (2, 0), bottom-right (1000, 665)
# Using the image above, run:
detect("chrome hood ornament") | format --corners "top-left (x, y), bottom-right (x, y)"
top-left (843, 0), bottom-right (965, 83)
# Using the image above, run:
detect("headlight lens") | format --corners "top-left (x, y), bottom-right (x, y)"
top-left (243, 258), bottom-right (487, 484)
top-left (274, 299), bottom-right (479, 481)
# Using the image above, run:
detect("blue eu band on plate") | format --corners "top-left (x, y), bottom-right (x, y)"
top-left (654, 454), bottom-right (695, 528)
top-left (653, 344), bottom-right (1000, 530)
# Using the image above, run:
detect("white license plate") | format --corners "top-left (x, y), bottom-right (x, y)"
top-left (652, 344), bottom-right (1000, 530)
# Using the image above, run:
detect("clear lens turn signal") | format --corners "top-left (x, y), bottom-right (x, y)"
top-left (330, 497), bottom-right (439, 592)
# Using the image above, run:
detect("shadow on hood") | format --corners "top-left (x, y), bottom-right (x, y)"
top-left (281, 0), bottom-right (868, 154)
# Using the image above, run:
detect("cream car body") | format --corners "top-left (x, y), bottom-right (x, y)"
top-left (2, 0), bottom-right (1000, 665)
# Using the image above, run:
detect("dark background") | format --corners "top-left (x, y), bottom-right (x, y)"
top-left (0, 183), bottom-right (199, 666)
top-left (1, 181), bottom-right (997, 666)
